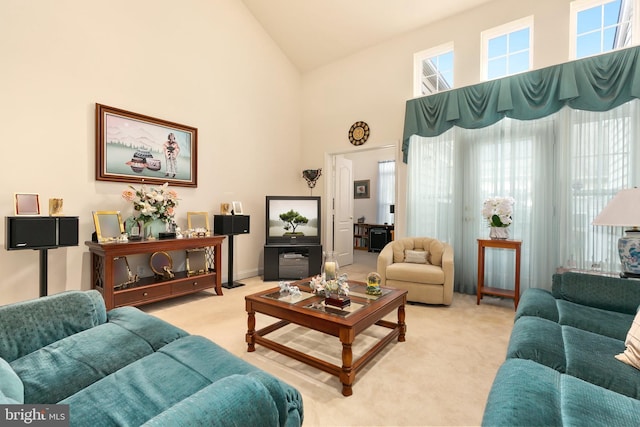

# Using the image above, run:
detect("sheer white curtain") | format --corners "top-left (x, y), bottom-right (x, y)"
top-left (407, 100), bottom-right (640, 294)
top-left (556, 100), bottom-right (640, 273)
top-left (377, 160), bottom-right (396, 224)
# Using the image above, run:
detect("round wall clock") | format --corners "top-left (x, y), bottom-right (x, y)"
top-left (348, 121), bottom-right (370, 146)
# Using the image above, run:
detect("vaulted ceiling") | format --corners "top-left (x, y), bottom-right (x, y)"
top-left (241, 0), bottom-right (494, 72)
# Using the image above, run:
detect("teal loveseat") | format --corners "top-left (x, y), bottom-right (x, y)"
top-left (0, 290), bottom-right (304, 426)
top-left (482, 272), bottom-right (640, 426)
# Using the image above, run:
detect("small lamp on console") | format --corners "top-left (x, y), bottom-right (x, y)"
top-left (592, 188), bottom-right (640, 278)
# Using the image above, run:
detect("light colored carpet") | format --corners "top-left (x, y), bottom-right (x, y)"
top-left (143, 251), bottom-right (515, 426)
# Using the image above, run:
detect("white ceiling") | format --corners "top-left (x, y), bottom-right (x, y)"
top-left (241, 0), bottom-right (494, 72)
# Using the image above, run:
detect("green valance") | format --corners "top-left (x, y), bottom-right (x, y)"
top-left (402, 46), bottom-right (640, 162)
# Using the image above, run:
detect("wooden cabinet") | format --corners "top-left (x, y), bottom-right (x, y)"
top-left (353, 223), bottom-right (394, 251)
top-left (86, 236), bottom-right (225, 310)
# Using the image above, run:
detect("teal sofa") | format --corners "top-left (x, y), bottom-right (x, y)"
top-left (482, 272), bottom-right (640, 426)
top-left (0, 290), bottom-right (303, 427)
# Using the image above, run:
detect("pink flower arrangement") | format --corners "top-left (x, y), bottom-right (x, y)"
top-left (122, 182), bottom-right (178, 224)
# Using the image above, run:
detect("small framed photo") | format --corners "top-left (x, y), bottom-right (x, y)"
top-left (14, 193), bottom-right (40, 215)
top-left (49, 198), bottom-right (64, 216)
top-left (220, 203), bottom-right (232, 215)
top-left (354, 180), bottom-right (370, 199)
top-left (232, 201), bottom-right (243, 215)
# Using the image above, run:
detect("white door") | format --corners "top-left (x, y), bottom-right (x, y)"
top-left (334, 156), bottom-right (354, 267)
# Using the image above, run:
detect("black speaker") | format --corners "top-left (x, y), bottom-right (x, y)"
top-left (369, 227), bottom-right (388, 253)
top-left (213, 215), bottom-right (250, 235)
top-left (58, 217), bottom-right (79, 247)
top-left (5, 216), bottom-right (79, 250)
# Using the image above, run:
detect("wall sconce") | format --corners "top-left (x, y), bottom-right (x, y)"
top-left (302, 169), bottom-right (322, 194)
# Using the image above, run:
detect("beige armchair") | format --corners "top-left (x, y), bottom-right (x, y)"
top-left (377, 237), bottom-right (454, 305)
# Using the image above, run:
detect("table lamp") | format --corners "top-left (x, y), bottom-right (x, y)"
top-left (592, 188), bottom-right (640, 278)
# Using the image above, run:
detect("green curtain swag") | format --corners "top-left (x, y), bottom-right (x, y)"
top-left (402, 46), bottom-right (640, 162)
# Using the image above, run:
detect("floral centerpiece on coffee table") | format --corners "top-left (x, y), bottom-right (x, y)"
top-left (310, 273), bottom-right (350, 308)
top-left (122, 182), bottom-right (179, 232)
top-left (482, 196), bottom-right (514, 239)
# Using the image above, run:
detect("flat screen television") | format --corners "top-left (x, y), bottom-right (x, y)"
top-left (265, 196), bottom-right (321, 245)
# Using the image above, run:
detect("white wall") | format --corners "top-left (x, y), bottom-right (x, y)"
top-left (302, 0), bottom-right (573, 240)
top-left (0, 0), bottom-right (305, 305)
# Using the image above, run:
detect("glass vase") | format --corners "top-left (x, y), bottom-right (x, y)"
top-left (144, 219), bottom-right (167, 239)
top-left (322, 251), bottom-right (339, 281)
top-left (490, 226), bottom-right (510, 240)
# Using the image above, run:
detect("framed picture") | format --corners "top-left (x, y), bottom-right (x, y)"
top-left (354, 180), bottom-right (370, 199)
top-left (187, 211), bottom-right (210, 233)
top-left (14, 193), bottom-right (40, 215)
top-left (48, 198), bottom-right (64, 216)
top-left (186, 248), bottom-right (208, 276)
top-left (113, 256), bottom-right (138, 290)
top-left (96, 103), bottom-right (198, 188)
top-left (92, 211), bottom-right (124, 243)
top-left (220, 203), bottom-right (232, 215)
top-left (232, 201), bottom-right (243, 215)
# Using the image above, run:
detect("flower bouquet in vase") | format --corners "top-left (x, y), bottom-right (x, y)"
top-left (482, 197), bottom-right (514, 240)
top-left (122, 182), bottom-right (179, 239)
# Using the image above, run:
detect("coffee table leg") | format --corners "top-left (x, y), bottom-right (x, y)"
top-left (246, 309), bottom-right (256, 352)
top-left (340, 330), bottom-right (355, 396)
top-left (398, 304), bottom-right (406, 342)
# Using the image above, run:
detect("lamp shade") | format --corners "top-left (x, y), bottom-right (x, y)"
top-left (592, 188), bottom-right (640, 227)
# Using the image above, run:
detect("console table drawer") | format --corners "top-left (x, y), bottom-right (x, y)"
top-left (172, 275), bottom-right (214, 294)
top-left (114, 284), bottom-right (171, 306)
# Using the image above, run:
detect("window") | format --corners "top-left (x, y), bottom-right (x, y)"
top-left (481, 16), bottom-right (533, 81)
top-left (406, 100), bottom-right (640, 295)
top-left (570, 0), bottom-right (637, 59)
top-left (413, 43), bottom-right (454, 97)
top-left (376, 160), bottom-right (395, 224)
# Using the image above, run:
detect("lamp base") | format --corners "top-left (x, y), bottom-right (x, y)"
top-left (618, 230), bottom-right (640, 276)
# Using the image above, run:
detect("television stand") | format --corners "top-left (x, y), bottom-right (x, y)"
top-left (263, 244), bottom-right (322, 281)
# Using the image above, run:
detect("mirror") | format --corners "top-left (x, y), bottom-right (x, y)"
top-left (186, 249), bottom-right (208, 276)
top-left (93, 211), bottom-right (124, 243)
top-left (150, 251), bottom-right (174, 279)
top-left (187, 211), bottom-right (210, 235)
top-left (113, 256), bottom-right (138, 290)
top-left (14, 193), bottom-right (40, 215)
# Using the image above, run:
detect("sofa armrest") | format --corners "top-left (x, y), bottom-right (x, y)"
top-left (441, 243), bottom-right (454, 305)
top-left (141, 374), bottom-right (293, 427)
top-left (377, 243), bottom-right (394, 286)
top-left (0, 290), bottom-right (107, 362)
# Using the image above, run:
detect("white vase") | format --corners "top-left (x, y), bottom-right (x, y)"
top-left (490, 226), bottom-right (510, 240)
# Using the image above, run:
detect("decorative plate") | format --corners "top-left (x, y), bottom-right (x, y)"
top-left (348, 121), bottom-right (370, 146)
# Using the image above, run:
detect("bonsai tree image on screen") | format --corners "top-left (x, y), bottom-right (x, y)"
top-left (280, 210), bottom-right (308, 235)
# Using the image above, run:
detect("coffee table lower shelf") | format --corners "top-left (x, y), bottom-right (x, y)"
top-left (249, 319), bottom-right (402, 396)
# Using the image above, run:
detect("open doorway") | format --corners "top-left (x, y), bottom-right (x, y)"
top-left (324, 144), bottom-right (397, 267)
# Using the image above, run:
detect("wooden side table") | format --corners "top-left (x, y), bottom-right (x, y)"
top-left (477, 239), bottom-right (522, 309)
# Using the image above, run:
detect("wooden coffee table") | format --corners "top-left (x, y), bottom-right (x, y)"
top-left (245, 278), bottom-right (407, 396)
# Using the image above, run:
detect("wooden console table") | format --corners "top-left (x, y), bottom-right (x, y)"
top-left (477, 239), bottom-right (522, 309)
top-left (86, 235), bottom-right (225, 310)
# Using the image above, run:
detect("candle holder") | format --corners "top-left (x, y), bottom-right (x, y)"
top-left (322, 251), bottom-right (339, 280)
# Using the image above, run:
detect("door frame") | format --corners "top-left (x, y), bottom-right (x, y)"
top-left (323, 142), bottom-right (400, 253)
